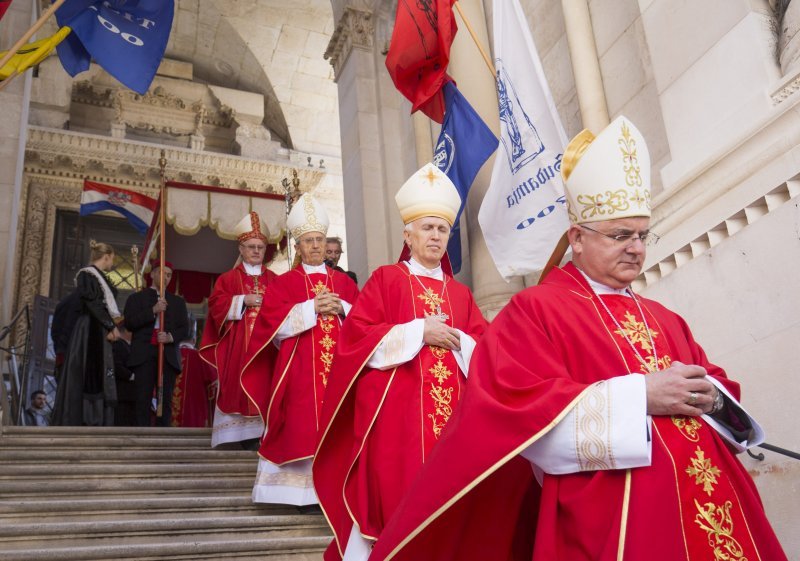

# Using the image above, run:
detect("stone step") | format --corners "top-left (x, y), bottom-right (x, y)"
top-left (0, 448), bottom-right (256, 463)
top-left (0, 535), bottom-right (329, 561)
top-left (0, 495), bottom-right (294, 523)
top-left (0, 514), bottom-right (330, 550)
top-left (0, 462), bottom-right (256, 479)
top-left (0, 426), bottom-right (212, 437)
top-left (0, 476), bottom-right (254, 499)
top-left (0, 435), bottom-right (213, 449)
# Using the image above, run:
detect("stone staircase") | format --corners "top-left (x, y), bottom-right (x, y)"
top-left (0, 426), bottom-right (331, 560)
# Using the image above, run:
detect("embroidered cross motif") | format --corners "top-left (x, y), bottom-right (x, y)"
top-left (614, 311), bottom-right (659, 352)
top-left (429, 360), bottom-right (453, 384)
top-left (417, 287), bottom-right (446, 319)
top-left (319, 334), bottom-right (336, 352)
top-left (311, 280), bottom-right (328, 295)
top-left (686, 446), bottom-right (722, 496)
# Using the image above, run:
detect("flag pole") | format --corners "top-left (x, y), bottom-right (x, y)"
top-left (156, 149), bottom-right (167, 419)
top-left (453, 0), bottom-right (495, 78)
top-left (0, 0), bottom-right (67, 71)
top-left (131, 245), bottom-right (140, 291)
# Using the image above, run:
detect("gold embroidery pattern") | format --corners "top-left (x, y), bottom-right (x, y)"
top-left (672, 416), bottom-right (702, 442)
top-left (427, 384), bottom-right (454, 439)
top-left (417, 287), bottom-right (445, 316)
top-left (644, 354), bottom-right (672, 372)
top-left (311, 280), bottom-right (328, 296)
top-left (317, 323), bottom-right (336, 387)
top-left (619, 121), bottom-right (643, 188)
top-left (615, 311), bottom-right (658, 352)
top-left (693, 499), bottom-right (748, 561)
top-left (576, 190), bottom-right (631, 220)
top-left (576, 382), bottom-right (613, 471)
top-left (429, 346), bottom-right (447, 359)
top-left (629, 187), bottom-right (650, 209)
top-left (686, 446), bottom-right (722, 496)
top-left (319, 334), bottom-right (335, 351)
top-left (429, 360), bottom-right (453, 384)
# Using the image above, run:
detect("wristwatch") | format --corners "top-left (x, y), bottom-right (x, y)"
top-left (709, 387), bottom-right (725, 415)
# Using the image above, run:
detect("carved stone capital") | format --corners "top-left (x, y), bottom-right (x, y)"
top-left (324, 7), bottom-right (374, 80)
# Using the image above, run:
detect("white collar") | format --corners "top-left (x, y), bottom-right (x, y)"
top-left (243, 262), bottom-right (262, 275)
top-left (302, 262), bottom-right (327, 274)
top-left (405, 258), bottom-right (443, 281)
top-left (576, 267), bottom-right (631, 297)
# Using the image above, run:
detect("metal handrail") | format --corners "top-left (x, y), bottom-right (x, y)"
top-left (747, 442), bottom-right (800, 462)
top-left (0, 306), bottom-right (31, 431)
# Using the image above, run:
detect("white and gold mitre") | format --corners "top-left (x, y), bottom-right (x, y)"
top-left (287, 193), bottom-right (329, 240)
top-left (562, 115), bottom-right (651, 225)
top-left (395, 163), bottom-right (461, 226)
top-left (233, 211), bottom-right (269, 243)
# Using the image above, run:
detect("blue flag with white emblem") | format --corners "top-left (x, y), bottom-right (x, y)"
top-left (433, 82), bottom-right (498, 273)
top-left (55, 0), bottom-right (175, 94)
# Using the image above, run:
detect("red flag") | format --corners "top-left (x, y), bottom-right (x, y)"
top-left (385, 0), bottom-right (457, 123)
top-left (0, 1), bottom-right (12, 21)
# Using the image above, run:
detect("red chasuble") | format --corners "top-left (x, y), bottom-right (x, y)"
top-left (171, 346), bottom-right (217, 427)
top-left (313, 263), bottom-right (488, 561)
top-left (199, 264), bottom-right (276, 417)
top-left (242, 265), bottom-right (359, 465)
top-left (369, 262), bottom-right (787, 561)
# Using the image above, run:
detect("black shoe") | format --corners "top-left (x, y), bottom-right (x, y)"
top-left (296, 504), bottom-right (322, 514)
top-left (240, 438), bottom-right (261, 451)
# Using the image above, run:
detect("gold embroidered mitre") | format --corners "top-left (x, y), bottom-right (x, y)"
top-left (395, 163), bottom-right (461, 226)
top-left (233, 211), bottom-right (269, 243)
top-left (562, 115), bottom-right (651, 224)
top-left (287, 193), bottom-right (330, 240)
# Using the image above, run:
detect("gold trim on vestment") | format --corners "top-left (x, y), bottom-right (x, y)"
top-left (617, 469), bottom-right (631, 561)
top-left (341, 368), bottom-right (399, 544)
top-left (652, 421), bottom-right (692, 559)
top-left (384, 385), bottom-right (595, 561)
top-left (312, 336), bottom-right (392, 557)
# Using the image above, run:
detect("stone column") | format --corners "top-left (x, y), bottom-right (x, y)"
top-left (0, 1), bottom-right (34, 325)
top-left (561, 0), bottom-right (609, 133)
top-left (448, 0), bottom-right (524, 317)
top-left (325, 3), bottom-right (419, 282)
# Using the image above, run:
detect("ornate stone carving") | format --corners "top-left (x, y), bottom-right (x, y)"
top-left (771, 70), bottom-right (800, 104)
top-left (14, 182), bottom-right (81, 317)
top-left (25, 126), bottom-right (325, 193)
top-left (325, 7), bottom-right (375, 80)
top-left (72, 80), bottom-right (235, 148)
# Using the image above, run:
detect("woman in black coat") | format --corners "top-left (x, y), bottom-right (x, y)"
top-left (52, 240), bottom-right (121, 426)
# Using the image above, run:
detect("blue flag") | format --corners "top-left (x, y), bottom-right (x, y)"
top-left (55, 0), bottom-right (174, 94)
top-left (433, 82), bottom-right (498, 273)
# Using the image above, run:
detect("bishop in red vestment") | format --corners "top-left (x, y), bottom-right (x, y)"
top-left (242, 194), bottom-right (359, 506)
top-left (313, 164), bottom-right (489, 561)
top-left (172, 340), bottom-right (217, 428)
top-left (199, 212), bottom-right (276, 447)
top-left (368, 117), bottom-right (788, 561)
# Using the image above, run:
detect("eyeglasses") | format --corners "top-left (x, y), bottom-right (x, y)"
top-left (580, 224), bottom-right (660, 246)
top-left (241, 244), bottom-right (266, 252)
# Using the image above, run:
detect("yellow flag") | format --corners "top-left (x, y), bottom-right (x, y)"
top-left (0, 26), bottom-right (71, 80)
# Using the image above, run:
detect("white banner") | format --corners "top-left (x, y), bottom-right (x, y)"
top-left (478, 0), bottom-right (570, 280)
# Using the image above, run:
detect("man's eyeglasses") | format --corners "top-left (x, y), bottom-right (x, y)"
top-left (580, 224), bottom-right (660, 246)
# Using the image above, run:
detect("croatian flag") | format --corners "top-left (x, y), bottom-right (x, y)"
top-left (478, 0), bottom-right (570, 280)
top-left (80, 180), bottom-right (157, 234)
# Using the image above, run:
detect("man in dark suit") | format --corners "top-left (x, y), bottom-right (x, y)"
top-left (123, 260), bottom-right (188, 427)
